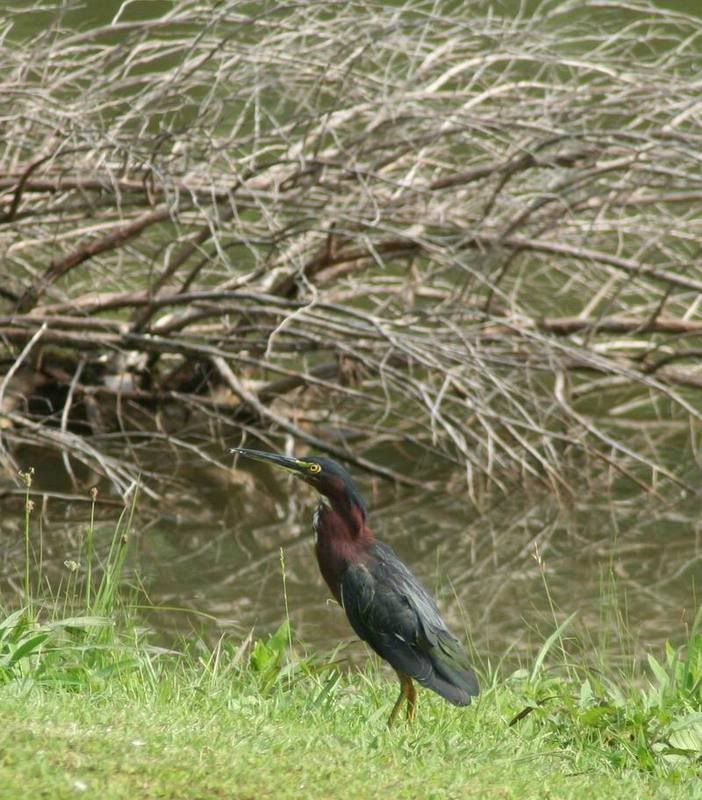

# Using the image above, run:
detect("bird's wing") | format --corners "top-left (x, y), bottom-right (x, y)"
top-left (340, 542), bottom-right (479, 705)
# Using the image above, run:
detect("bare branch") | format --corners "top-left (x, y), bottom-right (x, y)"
top-left (1, 0), bottom-right (701, 501)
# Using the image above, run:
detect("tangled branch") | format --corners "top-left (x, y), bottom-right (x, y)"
top-left (2, 0), bottom-right (702, 501)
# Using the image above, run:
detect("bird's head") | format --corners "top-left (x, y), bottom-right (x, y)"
top-left (230, 448), bottom-right (367, 516)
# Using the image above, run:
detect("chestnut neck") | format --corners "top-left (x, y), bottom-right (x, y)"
top-left (326, 489), bottom-right (369, 538)
top-left (314, 492), bottom-right (373, 600)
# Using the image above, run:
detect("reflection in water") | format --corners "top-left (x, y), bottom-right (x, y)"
top-left (2, 459), bottom-right (699, 672)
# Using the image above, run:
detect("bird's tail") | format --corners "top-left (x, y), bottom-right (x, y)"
top-left (423, 631), bottom-right (480, 706)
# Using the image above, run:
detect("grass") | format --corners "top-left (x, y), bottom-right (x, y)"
top-left (1, 490), bottom-right (701, 798)
top-left (2, 652), bottom-right (701, 800)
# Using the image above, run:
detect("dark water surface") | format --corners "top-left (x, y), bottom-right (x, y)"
top-left (2, 452), bottom-right (699, 671)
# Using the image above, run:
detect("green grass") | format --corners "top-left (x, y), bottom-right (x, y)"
top-left (1, 654), bottom-right (701, 800)
top-left (1, 492), bottom-right (701, 798)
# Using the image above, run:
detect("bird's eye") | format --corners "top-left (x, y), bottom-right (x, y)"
top-left (308, 463), bottom-right (321, 474)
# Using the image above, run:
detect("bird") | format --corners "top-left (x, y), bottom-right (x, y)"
top-left (230, 447), bottom-right (479, 726)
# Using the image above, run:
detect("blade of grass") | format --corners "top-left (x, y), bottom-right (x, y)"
top-left (530, 612), bottom-right (577, 682)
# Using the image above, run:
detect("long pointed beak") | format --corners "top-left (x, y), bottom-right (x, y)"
top-left (230, 447), bottom-right (308, 475)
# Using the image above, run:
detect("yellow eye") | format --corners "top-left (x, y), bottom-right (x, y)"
top-left (308, 463), bottom-right (321, 474)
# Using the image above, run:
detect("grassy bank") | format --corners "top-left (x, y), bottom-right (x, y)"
top-left (1, 494), bottom-right (701, 798)
top-left (1, 638), bottom-right (701, 800)
top-left (0, 671), bottom-right (698, 800)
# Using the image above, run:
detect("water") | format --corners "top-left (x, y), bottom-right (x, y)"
top-left (3, 451), bottom-right (699, 670)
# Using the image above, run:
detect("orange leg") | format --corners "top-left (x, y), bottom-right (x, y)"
top-left (387, 671), bottom-right (417, 728)
top-left (406, 676), bottom-right (417, 722)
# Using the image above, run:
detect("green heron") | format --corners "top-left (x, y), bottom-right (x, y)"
top-left (230, 448), bottom-right (479, 726)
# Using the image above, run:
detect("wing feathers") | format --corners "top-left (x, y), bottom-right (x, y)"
top-left (341, 545), bottom-right (479, 705)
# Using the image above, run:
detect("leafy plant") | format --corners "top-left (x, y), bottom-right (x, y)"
top-left (250, 621), bottom-right (292, 685)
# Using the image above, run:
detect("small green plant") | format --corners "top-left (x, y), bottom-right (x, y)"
top-left (506, 621), bottom-right (702, 774)
top-left (0, 608), bottom-right (49, 683)
top-left (250, 621), bottom-right (292, 685)
top-left (0, 474), bottom-right (153, 690)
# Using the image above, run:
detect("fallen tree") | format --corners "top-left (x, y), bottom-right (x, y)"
top-left (2, 0), bottom-right (702, 501)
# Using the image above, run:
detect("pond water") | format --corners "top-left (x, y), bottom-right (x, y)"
top-left (2, 449), bottom-right (699, 672)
